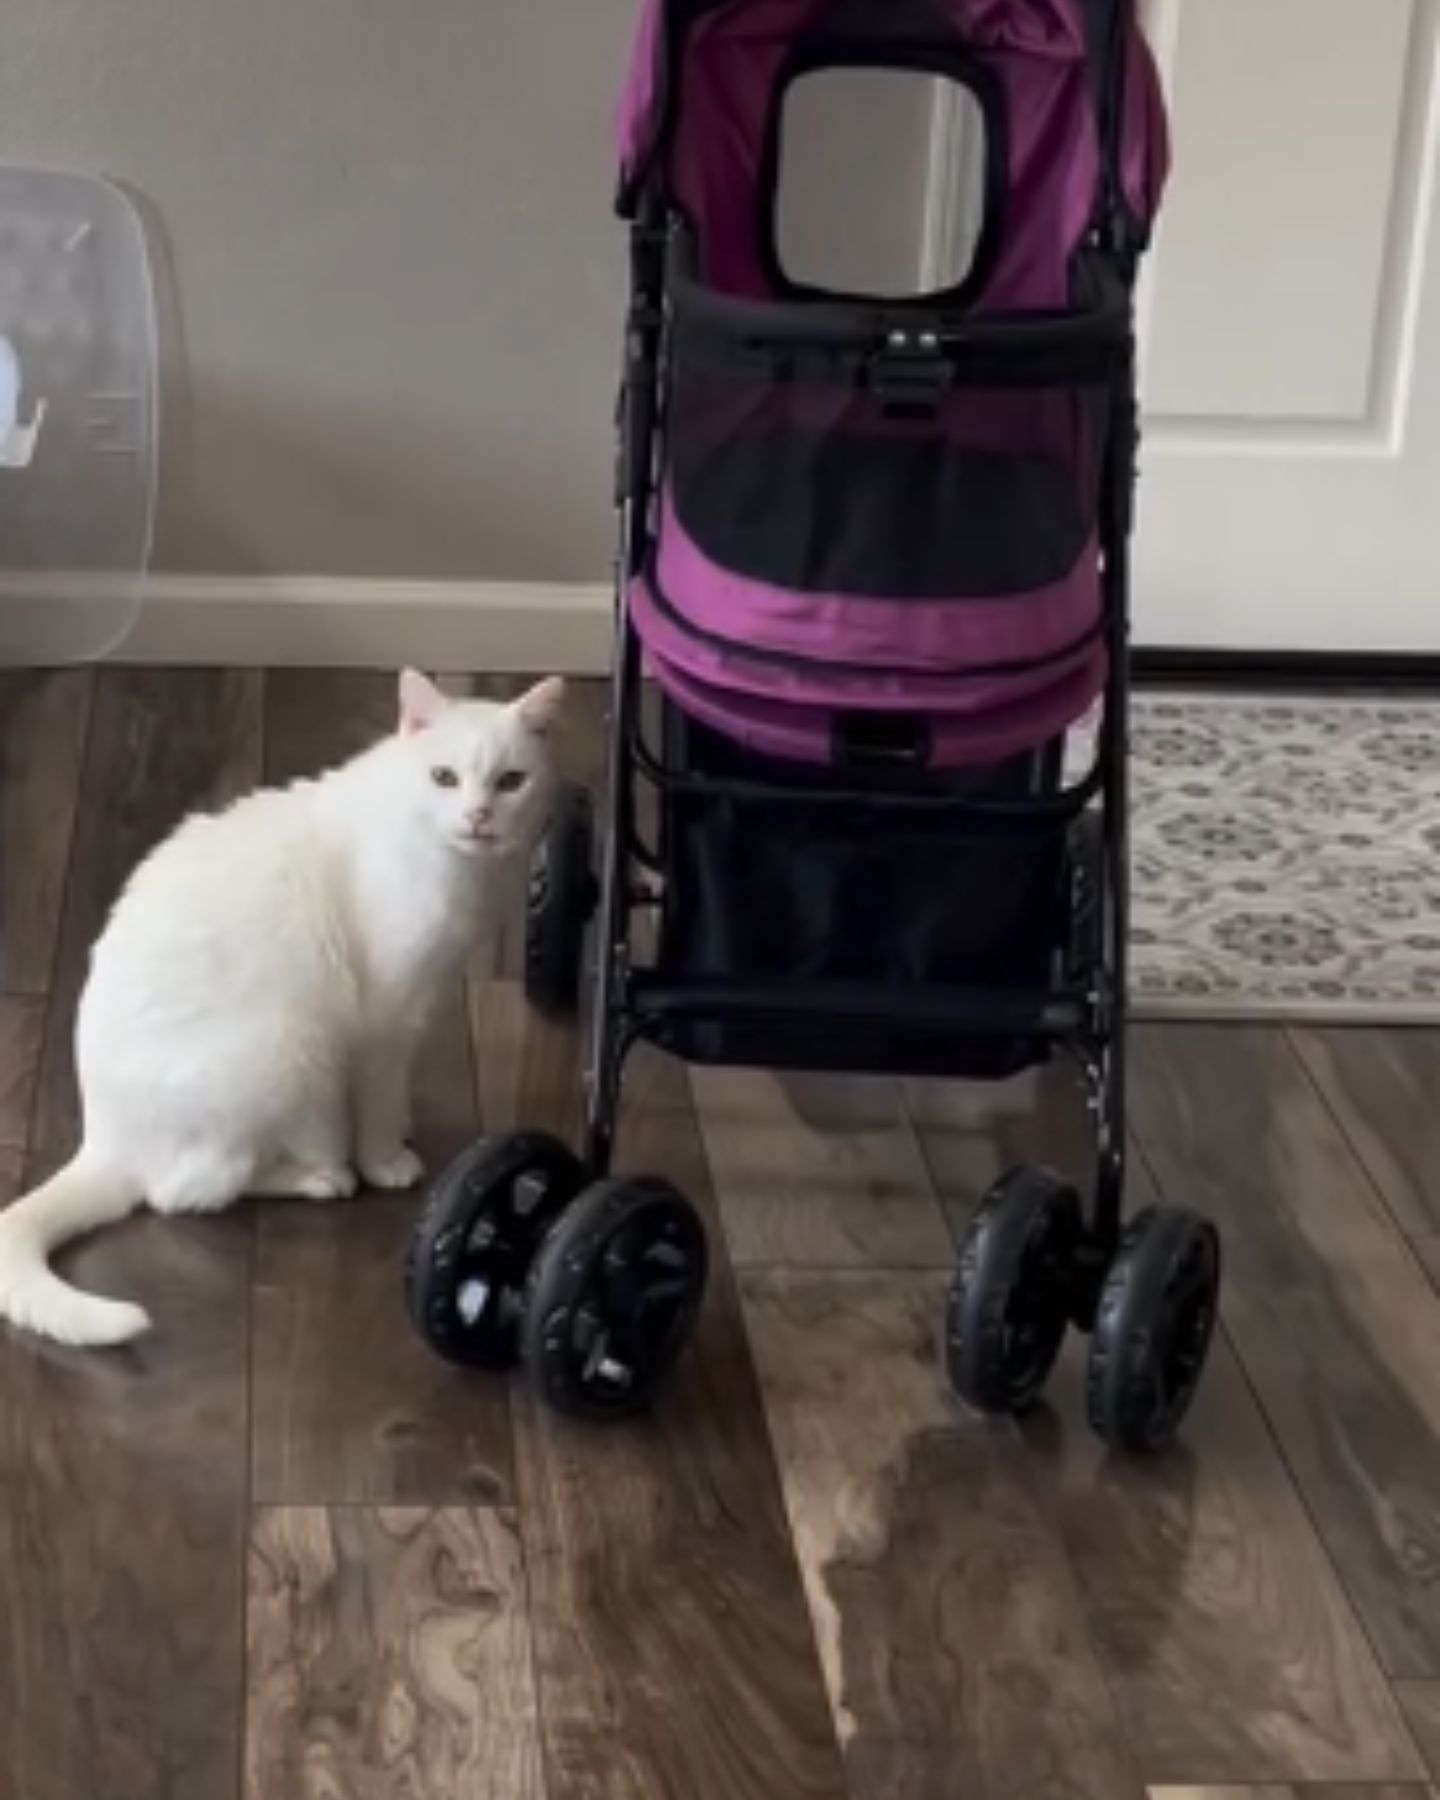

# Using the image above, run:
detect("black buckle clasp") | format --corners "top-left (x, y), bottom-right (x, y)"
top-left (867, 326), bottom-right (950, 414)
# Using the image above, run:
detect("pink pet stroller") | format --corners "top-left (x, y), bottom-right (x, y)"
top-left (408, 0), bottom-right (1222, 1450)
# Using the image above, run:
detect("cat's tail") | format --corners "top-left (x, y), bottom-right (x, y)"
top-left (0, 1152), bottom-right (149, 1346)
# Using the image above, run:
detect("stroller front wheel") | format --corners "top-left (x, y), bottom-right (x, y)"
top-left (1086, 1206), bottom-right (1221, 1452)
top-left (523, 1177), bottom-right (709, 1420)
top-left (405, 1132), bottom-right (584, 1369)
top-left (946, 1166), bottom-right (1080, 1416)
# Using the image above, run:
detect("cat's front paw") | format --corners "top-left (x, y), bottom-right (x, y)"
top-left (297, 1165), bottom-right (359, 1202)
top-left (360, 1145), bottom-right (425, 1191)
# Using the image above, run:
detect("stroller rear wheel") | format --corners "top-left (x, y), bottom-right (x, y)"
top-left (405, 1132), bottom-right (584, 1369)
top-left (1087, 1206), bottom-right (1220, 1451)
top-left (525, 782), bottom-right (596, 1020)
top-left (946, 1166), bottom-right (1081, 1416)
top-left (523, 1177), bottom-right (708, 1420)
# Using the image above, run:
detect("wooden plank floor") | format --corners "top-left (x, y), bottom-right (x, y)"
top-left (2, 666), bottom-right (1440, 1799)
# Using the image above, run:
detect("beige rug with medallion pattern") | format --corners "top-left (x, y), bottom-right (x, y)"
top-left (1130, 693), bottom-right (1440, 1022)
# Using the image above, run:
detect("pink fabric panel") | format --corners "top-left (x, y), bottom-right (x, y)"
top-left (653, 492), bottom-right (1101, 676)
top-left (644, 639), bottom-right (1105, 767)
top-left (619, 2), bottom-right (1165, 282)
top-left (631, 563), bottom-right (1099, 713)
top-left (954, 0), bottom-right (1087, 57)
top-left (617, 0), bottom-right (665, 174)
top-left (1122, 27), bottom-right (1170, 224)
top-left (984, 58), bottom-right (1098, 308)
top-left (669, 10), bottom-right (1097, 306)
top-left (670, 4), bottom-right (814, 294)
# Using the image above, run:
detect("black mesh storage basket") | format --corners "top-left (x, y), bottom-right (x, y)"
top-left (653, 708), bottom-right (1073, 1078)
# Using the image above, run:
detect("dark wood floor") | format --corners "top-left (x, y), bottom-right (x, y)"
top-left (2, 665), bottom-right (1439, 1800)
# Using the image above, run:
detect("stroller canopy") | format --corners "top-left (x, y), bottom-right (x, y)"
top-left (618, 0), bottom-right (1167, 307)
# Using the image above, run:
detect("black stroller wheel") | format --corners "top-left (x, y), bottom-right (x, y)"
top-left (406, 1132), bottom-right (583, 1369)
top-left (1087, 1207), bottom-right (1220, 1452)
top-left (947, 1166), bottom-right (1080, 1415)
top-left (523, 1178), bottom-right (708, 1420)
top-left (525, 783), bottom-right (596, 1020)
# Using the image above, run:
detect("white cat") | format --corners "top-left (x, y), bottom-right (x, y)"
top-left (0, 668), bottom-right (564, 1349)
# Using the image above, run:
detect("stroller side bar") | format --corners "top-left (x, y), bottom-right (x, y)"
top-left (627, 976), bottom-right (1091, 1043)
top-left (582, 204), bottom-right (669, 1180)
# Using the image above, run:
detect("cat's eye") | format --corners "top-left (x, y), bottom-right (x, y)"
top-left (495, 770), bottom-right (527, 795)
top-left (430, 766), bottom-right (459, 789)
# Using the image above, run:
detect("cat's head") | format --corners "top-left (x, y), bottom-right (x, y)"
top-left (395, 669), bottom-right (566, 858)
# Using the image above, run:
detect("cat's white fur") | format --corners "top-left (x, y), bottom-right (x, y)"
top-left (0, 669), bottom-right (564, 1348)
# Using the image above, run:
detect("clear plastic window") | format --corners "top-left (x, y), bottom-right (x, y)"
top-left (774, 67), bottom-right (989, 299)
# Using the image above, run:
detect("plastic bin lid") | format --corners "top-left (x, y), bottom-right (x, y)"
top-left (0, 166), bottom-right (158, 665)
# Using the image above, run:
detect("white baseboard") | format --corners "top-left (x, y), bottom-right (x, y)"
top-left (0, 573), bottom-right (617, 672)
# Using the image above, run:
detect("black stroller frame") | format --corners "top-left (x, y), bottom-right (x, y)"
top-left (407, 0), bottom-right (1221, 1451)
top-left (587, 212), bottom-right (1136, 1304)
top-left (588, 212), bottom-right (1135, 1225)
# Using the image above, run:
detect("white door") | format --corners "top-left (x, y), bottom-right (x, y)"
top-left (1136, 0), bottom-right (1440, 652)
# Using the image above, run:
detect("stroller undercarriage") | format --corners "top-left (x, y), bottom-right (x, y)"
top-left (406, 0), bottom-right (1220, 1451)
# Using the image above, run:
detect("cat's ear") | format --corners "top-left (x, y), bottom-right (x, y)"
top-left (398, 668), bottom-right (448, 736)
top-left (514, 676), bottom-right (566, 737)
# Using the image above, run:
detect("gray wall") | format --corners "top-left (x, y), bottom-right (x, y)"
top-left (2, 0), bottom-right (637, 583)
top-left (3, 2), bottom-right (944, 585)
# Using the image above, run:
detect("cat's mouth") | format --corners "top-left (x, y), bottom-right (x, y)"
top-left (453, 828), bottom-right (506, 855)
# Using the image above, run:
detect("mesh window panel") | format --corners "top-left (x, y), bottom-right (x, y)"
top-left (667, 298), bottom-right (1109, 602)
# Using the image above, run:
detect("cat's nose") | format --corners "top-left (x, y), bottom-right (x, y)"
top-left (466, 804), bottom-right (494, 830)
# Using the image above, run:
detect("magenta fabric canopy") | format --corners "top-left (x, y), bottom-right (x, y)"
top-left (618, 0), bottom-right (1167, 307)
top-left (616, 0), bottom-right (1170, 767)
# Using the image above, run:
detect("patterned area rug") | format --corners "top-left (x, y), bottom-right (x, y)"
top-left (1130, 693), bottom-right (1440, 1021)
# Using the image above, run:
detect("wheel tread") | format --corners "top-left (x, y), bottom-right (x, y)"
top-left (522, 1176), bottom-right (708, 1420)
top-left (1086, 1204), bottom-right (1220, 1452)
top-left (405, 1131), bottom-right (582, 1369)
top-left (947, 1165), bottom-right (1080, 1416)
